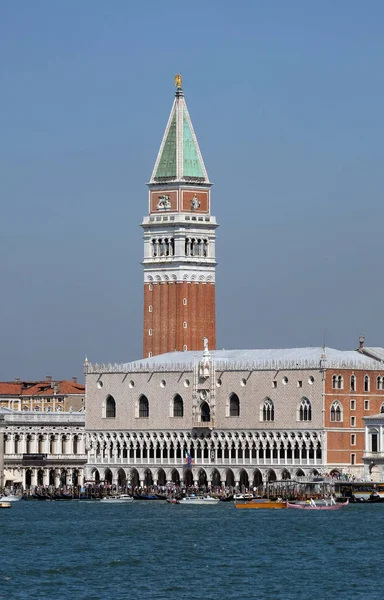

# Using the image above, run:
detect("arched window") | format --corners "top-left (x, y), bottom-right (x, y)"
top-left (299, 397), bottom-right (312, 421)
top-left (106, 395), bottom-right (116, 418)
top-left (330, 401), bottom-right (342, 422)
top-left (380, 403), bottom-right (384, 414)
top-left (377, 376), bottom-right (384, 391)
top-left (332, 375), bottom-right (337, 389)
top-left (350, 375), bottom-right (356, 392)
top-left (337, 375), bottom-right (343, 390)
top-left (262, 398), bottom-right (274, 422)
top-left (229, 394), bottom-right (240, 417)
top-left (364, 375), bottom-right (370, 392)
top-left (139, 395), bottom-right (149, 418)
top-left (173, 394), bottom-right (184, 417)
top-left (201, 402), bottom-right (210, 422)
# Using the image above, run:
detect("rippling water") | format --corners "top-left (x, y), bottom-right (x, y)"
top-left (1, 501), bottom-right (384, 599)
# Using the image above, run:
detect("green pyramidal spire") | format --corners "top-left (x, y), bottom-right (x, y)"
top-left (150, 81), bottom-right (209, 184)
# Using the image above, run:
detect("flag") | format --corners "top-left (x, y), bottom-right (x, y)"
top-left (185, 451), bottom-right (194, 467)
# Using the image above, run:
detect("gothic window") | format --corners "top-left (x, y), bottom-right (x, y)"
top-left (139, 395), bottom-right (149, 418)
top-left (262, 398), bottom-right (274, 422)
top-left (173, 394), bottom-right (184, 418)
top-left (299, 397), bottom-right (312, 421)
top-left (201, 401), bottom-right (210, 422)
top-left (337, 375), bottom-right (343, 389)
top-left (229, 394), bottom-right (240, 417)
top-left (377, 376), bottom-right (383, 390)
top-left (332, 375), bottom-right (337, 389)
top-left (350, 375), bottom-right (356, 392)
top-left (330, 401), bottom-right (342, 422)
top-left (364, 375), bottom-right (370, 392)
top-left (381, 403), bottom-right (384, 414)
top-left (106, 395), bottom-right (116, 418)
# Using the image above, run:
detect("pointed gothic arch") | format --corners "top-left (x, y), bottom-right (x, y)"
top-left (239, 469), bottom-right (249, 489)
top-left (252, 469), bottom-right (263, 488)
top-left (138, 395), bottom-right (149, 418)
top-left (261, 397), bottom-right (274, 422)
top-left (298, 397), bottom-right (312, 421)
top-left (144, 469), bottom-right (153, 486)
top-left (200, 401), bottom-right (210, 422)
top-left (129, 468), bottom-right (139, 488)
top-left (117, 468), bottom-right (126, 487)
top-left (157, 468), bottom-right (166, 486)
top-left (184, 469), bottom-right (193, 487)
top-left (172, 394), bottom-right (184, 418)
top-left (106, 395), bottom-right (116, 418)
top-left (211, 468), bottom-right (221, 487)
top-left (171, 469), bottom-right (180, 485)
top-left (225, 468), bottom-right (235, 487)
top-left (228, 393), bottom-right (240, 417)
top-left (330, 400), bottom-right (342, 422)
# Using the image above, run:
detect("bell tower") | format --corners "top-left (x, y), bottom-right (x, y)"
top-left (141, 75), bottom-right (218, 358)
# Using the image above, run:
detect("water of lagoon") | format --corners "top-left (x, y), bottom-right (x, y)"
top-left (1, 501), bottom-right (384, 599)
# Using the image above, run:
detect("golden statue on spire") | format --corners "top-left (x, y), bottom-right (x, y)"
top-left (174, 73), bottom-right (182, 89)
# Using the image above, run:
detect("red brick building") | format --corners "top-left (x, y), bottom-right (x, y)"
top-left (141, 76), bottom-right (218, 358)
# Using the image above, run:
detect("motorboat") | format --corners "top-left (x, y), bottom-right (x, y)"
top-left (166, 497), bottom-right (180, 505)
top-left (100, 494), bottom-right (134, 503)
top-left (286, 499), bottom-right (349, 510)
top-left (0, 501), bottom-right (11, 509)
top-left (235, 498), bottom-right (286, 509)
top-left (179, 495), bottom-right (219, 505)
top-left (0, 494), bottom-right (21, 502)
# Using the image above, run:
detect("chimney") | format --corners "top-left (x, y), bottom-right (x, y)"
top-left (359, 335), bottom-right (365, 350)
top-left (72, 377), bottom-right (77, 383)
top-left (46, 375), bottom-right (52, 383)
top-left (15, 377), bottom-right (20, 383)
top-left (53, 381), bottom-right (59, 395)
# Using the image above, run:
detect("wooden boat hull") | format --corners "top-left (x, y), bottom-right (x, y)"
top-left (0, 502), bottom-right (11, 509)
top-left (235, 500), bottom-right (286, 509)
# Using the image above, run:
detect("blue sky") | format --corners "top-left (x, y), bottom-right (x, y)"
top-left (1, 1), bottom-right (383, 380)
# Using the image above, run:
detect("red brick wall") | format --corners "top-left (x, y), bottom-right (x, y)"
top-left (143, 281), bottom-right (216, 357)
top-left (325, 369), bottom-right (384, 465)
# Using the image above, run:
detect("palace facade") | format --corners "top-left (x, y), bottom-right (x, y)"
top-left (84, 344), bottom-right (384, 487)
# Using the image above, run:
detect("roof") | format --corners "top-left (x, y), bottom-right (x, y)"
top-left (359, 347), bottom-right (384, 362)
top-left (0, 379), bottom-right (84, 398)
top-left (86, 346), bottom-right (384, 374)
top-left (150, 87), bottom-right (209, 184)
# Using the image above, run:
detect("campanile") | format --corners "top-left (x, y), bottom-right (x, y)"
top-left (141, 75), bottom-right (218, 358)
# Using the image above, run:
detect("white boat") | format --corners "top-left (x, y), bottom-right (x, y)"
top-left (100, 494), bottom-right (134, 503)
top-left (0, 495), bottom-right (21, 502)
top-left (179, 495), bottom-right (219, 505)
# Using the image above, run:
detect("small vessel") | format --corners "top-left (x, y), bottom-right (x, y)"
top-left (100, 494), bottom-right (134, 503)
top-left (0, 501), bottom-right (11, 509)
top-left (0, 494), bottom-right (21, 502)
top-left (179, 495), bottom-right (219, 505)
top-left (166, 497), bottom-right (180, 505)
top-left (286, 499), bottom-right (349, 510)
top-left (235, 498), bottom-right (286, 509)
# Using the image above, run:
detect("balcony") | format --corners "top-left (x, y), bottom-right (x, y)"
top-left (363, 452), bottom-right (384, 460)
top-left (192, 420), bottom-right (214, 429)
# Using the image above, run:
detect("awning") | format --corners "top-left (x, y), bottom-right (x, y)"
top-left (4, 470), bottom-right (22, 483)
